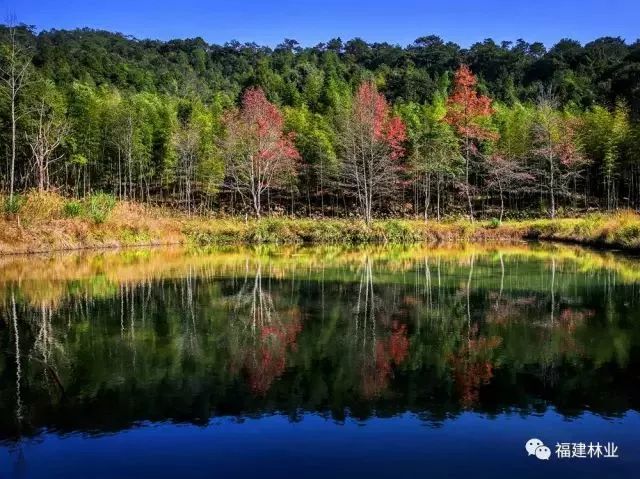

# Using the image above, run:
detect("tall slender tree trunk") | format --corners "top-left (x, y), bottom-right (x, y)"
top-left (423, 172), bottom-right (431, 222)
top-left (10, 89), bottom-right (16, 202)
top-left (498, 182), bottom-right (504, 222)
top-left (319, 161), bottom-right (325, 217)
top-left (436, 176), bottom-right (441, 222)
top-left (549, 147), bottom-right (555, 219)
top-left (465, 136), bottom-right (474, 221)
top-left (252, 189), bottom-right (261, 218)
top-left (1, 26), bottom-right (31, 203)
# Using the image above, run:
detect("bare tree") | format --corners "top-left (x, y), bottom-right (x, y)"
top-left (485, 154), bottom-right (534, 222)
top-left (222, 87), bottom-right (299, 217)
top-left (0, 20), bottom-right (32, 202)
top-left (339, 82), bottom-right (405, 224)
top-left (27, 97), bottom-right (68, 191)
top-left (534, 89), bottom-right (587, 218)
top-left (173, 120), bottom-right (199, 216)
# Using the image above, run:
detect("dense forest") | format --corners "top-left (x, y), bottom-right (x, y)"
top-left (2, 24), bottom-right (640, 220)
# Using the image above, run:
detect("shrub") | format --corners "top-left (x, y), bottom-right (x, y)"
top-left (617, 223), bottom-right (640, 247)
top-left (86, 193), bottom-right (116, 224)
top-left (250, 218), bottom-right (300, 243)
top-left (63, 200), bottom-right (82, 218)
top-left (3, 194), bottom-right (23, 215)
top-left (489, 218), bottom-right (501, 229)
top-left (379, 220), bottom-right (417, 243)
top-left (20, 191), bottom-right (65, 220)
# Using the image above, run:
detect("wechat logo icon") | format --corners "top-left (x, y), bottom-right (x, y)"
top-left (526, 438), bottom-right (551, 460)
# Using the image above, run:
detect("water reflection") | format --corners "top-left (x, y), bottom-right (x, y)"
top-left (228, 264), bottom-right (303, 394)
top-left (0, 243), bottom-right (639, 443)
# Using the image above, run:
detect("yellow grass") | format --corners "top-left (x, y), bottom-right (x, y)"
top-left (1, 191), bottom-right (640, 253)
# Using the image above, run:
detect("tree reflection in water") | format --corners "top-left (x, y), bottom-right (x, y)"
top-left (229, 264), bottom-right (302, 394)
top-left (352, 257), bottom-right (409, 398)
top-left (0, 244), bottom-right (638, 442)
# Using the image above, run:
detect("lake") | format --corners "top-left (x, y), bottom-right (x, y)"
top-left (0, 243), bottom-right (638, 478)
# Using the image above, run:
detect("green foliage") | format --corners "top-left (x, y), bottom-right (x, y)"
top-left (580, 103), bottom-right (630, 208)
top-left (3, 195), bottom-right (23, 215)
top-left (375, 220), bottom-right (421, 243)
top-left (284, 105), bottom-right (338, 180)
top-left (63, 200), bottom-right (82, 218)
top-left (2, 25), bottom-right (640, 221)
top-left (86, 193), bottom-right (116, 224)
top-left (5, 241), bottom-right (640, 435)
top-left (493, 101), bottom-right (535, 158)
top-left (399, 93), bottom-right (463, 191)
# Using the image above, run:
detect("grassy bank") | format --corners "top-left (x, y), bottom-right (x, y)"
top-left (1, 192), bottom-right (640, 253)
top-left (519, 214), bottom-right (640, 250)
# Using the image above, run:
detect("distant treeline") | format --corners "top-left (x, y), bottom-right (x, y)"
top-left (2, 25), bottom-right (640, 219)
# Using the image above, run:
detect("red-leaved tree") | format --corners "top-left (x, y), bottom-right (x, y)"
top-left (339, 82), bottom-right (406, 223)
top-left (445, 65), bottom-right (497, 220)
top-left (223, 87), bottom-right (300, 217)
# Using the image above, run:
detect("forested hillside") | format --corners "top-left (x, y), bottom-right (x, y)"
top-left (2, 25), bottom-right (640, 219)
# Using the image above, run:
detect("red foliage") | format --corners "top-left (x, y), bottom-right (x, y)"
top-left (361, 320), bottom-right (410, 398)
top-left (449, 333), bottom-right (502, 408)
top-left (555, 119), bottom-right (586, 169)
top-left (361, 341), bottom-right (394, 399)
top-left (385, 116), bottom-right (407, 160)
top-left (389, 321), bottom-right (410, 364)
top-left (223, 87), bottom-right (300, 208)
top-left (240, 87), bottom-right (300, 162)
top-left (353, 82), bottom-right (407, 159)
top-left (445, 65), bottom-right (497, 142)
top-left (245, 310), bottom-right (303, 395)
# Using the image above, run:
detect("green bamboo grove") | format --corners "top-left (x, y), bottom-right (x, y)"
top-left (2, 25), bottom-right (640, 219)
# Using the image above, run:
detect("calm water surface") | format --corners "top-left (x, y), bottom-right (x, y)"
top-left (0, 244), bottom-right (639, 478)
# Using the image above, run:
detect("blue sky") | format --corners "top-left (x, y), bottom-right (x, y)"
top-left (6, 0), bottom-right (640, 47)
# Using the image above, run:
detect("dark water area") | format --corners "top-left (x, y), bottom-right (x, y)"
top-left (0, 244), bottom-right (638, 478)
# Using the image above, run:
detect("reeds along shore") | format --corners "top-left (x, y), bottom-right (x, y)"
top-left (1, 192), bottom-right (640, 254)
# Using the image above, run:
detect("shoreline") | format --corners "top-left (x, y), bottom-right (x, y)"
top-left (2, 211), bottom-right (640, 255)
top-left (1, 191), bottom-right (639, 255)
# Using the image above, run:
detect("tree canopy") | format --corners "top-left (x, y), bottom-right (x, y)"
top-left (2, 25), bottom-right (640, 219)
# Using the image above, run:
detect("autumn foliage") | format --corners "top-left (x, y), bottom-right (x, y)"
top-left (444, 65), bottom-right (498, 219)
top-left (449, 324), bottom-right (501, 408)
top-left (240, 88), bottom-right (300, 161)
top-left (341, 82), bottom-right (407, 223)
top-left (223, 87), bottom-right (300, 216)
top-left (247, 310), bottom-right (303, 394)
top-left (361, 320), bottom-right (410, 398)
top-left (353, 82), bottom-right (407, 159)
top-left (445, 65), bottom-right (497, 142)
